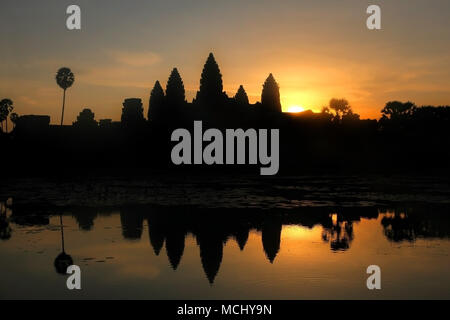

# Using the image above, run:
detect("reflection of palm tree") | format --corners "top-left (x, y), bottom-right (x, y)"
top-left (54, 214), bottom-right (73, 274)
top-left (59, 215), bottom-right (66, 252)
top-left (55, 67), bottom-right (75, 126)
top-left (0, 205), bottom-right (12, 240)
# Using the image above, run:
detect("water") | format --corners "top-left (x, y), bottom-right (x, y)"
top-left (0, 176), bottom-right (449, 299)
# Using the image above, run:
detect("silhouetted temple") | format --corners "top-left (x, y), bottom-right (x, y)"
top-left (15, 115), bottom-right (50, 132)
top-left (121, 98), bottom-right (145, 127)
top-left (2, 52), bottom-right (450, 175)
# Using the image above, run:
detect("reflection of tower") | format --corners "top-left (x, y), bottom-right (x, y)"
top-left (72, 207), bottom-right (98, 231)
top-left (233, 226), bottom-right (249, 251)
top-left (54, 214), bottom-right (73, 274)
top-left (198, 232), bottom-right (223, 284)
top-left (147, 216), bottom-right (166, 256)
top-left (120, 209), bottom-right (144, 240)
top-left (261, 219), bottom-right (282, 263)
top-left (165, 227), bottom-right (185, 270)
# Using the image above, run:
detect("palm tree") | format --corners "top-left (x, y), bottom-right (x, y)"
top-left (0, 106), bottom-right (4, 132)
top-left (55, 67), bottom-right (75, 126)
top-left (0, 99), bottom-right (13, 133)
top-left (10, 113), bottom-right (19, 130)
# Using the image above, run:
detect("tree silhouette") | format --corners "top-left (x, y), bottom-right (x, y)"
top-left (195, 53), bottom-right (225, 106)
top-left (329, 98), bottom-right (351, 120)
top-left (73, 108), bottom-right (98, 128)
top-left (0, 99), bottom-right (13, 133)
top-left (261, 74), bottom-right (282, 113)
top-left (165, 68), bottom-right (186, 108)
top-left (148, 80), bottom-right (165, 121)
top-left (381, 101), bottom-right (416, 121)
top-left (56, 67), bottom-right (75, 126)
top-left (10, 112), bottom-right (19, 130)
top-left (234, 85), bottom-right (249, 106)
top-left (342, 110), bottom-right (360, 122)
top-left (0, 106), bottom-right (5, 132)
top-left (321, 106), bottom-right (330, 114)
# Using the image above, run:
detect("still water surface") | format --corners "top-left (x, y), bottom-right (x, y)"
top-left (0, 176), bottom-right (449, 299)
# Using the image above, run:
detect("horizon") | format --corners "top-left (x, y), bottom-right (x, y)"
top-left (1, 0), bottom-right (450, 124)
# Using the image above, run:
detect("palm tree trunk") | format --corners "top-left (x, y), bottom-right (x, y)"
top-left (60, 214), bottom-right (65, 253)
top-left (60, 89), bottom-right (66, 126)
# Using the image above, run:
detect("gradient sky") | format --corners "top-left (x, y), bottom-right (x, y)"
top-left (1, 0), bottom-right (449, 123)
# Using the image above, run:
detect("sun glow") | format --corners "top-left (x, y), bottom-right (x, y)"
top-left (287, 105), bottom-right (306, 113)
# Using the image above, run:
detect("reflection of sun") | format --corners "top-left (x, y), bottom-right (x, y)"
top-left (287, 105), bottom-right (305, 113)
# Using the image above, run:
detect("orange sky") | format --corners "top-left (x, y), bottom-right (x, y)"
top-left (1, 0), bottom-right (449, 124)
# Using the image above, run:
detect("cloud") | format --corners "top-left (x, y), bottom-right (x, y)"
top-left (110, 51), bottom-right (162, 67)
top-left (78, 50), bottom-right (162, 88)
top-left (17, 95), bottom-right (38, 106)
top-left (80, 66), bottom-right (153, 88)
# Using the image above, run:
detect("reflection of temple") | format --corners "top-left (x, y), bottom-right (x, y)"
top-left (72, 207), bottom-right (98, 231)
top-left (197, 231), bottom-right (223, 283)
top-left (142, 210), bottom-right (284, 283)
top-left (5, 204), bottom-right (450, 284)
top-left (120, 208), bottom-right (144, 240)
top-left (141, 207), bottom-right (380, 283)
top-left (147, 214), bottom-right (166, 256)
top-left (165, 225), bottom-right (186, 270)
top-left (232, 226), bottom-right (249, 251)
top-left (260, 219), bottom-right (282, 263)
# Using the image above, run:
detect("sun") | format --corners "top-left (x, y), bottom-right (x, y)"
top-left (287, 105), bottom-right (306, 113)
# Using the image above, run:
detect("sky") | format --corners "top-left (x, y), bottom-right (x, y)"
top-left (1, 0), bottom-right (449, 124)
